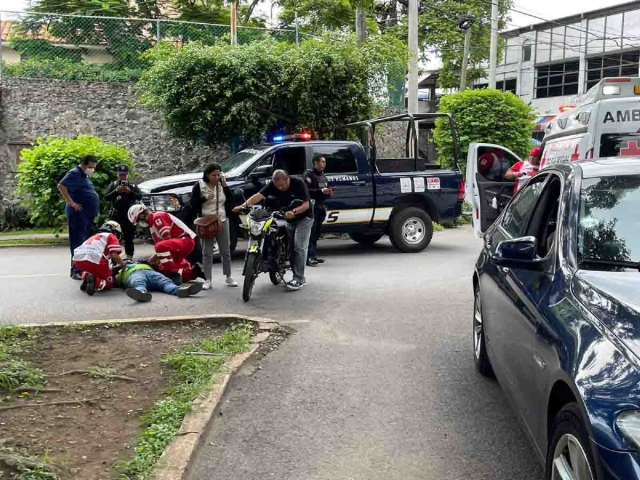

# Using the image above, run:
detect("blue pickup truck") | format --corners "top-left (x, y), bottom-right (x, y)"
top-left (139, 113), bottom-right (465, 253)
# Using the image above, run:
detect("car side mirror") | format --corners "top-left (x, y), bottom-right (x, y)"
top-left (492, 236), bottom-right (543, 270)
top-left (249, 165), bottom-right (273, 179)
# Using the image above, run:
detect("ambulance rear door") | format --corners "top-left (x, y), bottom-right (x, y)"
top-left (595, 96), bottom-right (640, 158)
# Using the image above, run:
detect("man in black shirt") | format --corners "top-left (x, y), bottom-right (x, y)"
top-left (303, 155), bottom-right (334, 267)
top-left (234, 169), bottom-right (312, 291)
top-left (105, 164), bottom-right (142, 258)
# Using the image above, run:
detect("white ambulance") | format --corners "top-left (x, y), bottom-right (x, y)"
top-left (465, 77), bottom-right (640, 236)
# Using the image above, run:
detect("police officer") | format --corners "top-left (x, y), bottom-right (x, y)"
top-left (105, 164), bottom-right (142, 259)
top-left (303, 155), bottom-right (334, 266)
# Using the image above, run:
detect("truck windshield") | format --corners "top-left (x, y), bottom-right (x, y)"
top-left (600, 133), bottom-right (640, 158)
top-left (222, 146), bottom-right (272, 177)
top-left (579, 175), bottom-right (640, 270)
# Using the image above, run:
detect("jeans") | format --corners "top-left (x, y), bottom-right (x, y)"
top-left (128, 269), bottom-right (179, 295)
top-left (285, 216), bottom-right (313, 283)
top-left (308, 205), bottom-right (326, 259)
top-left (202, 220), bottom-right (232, 280)
top-left (67, 206), bottom-right (95, 273)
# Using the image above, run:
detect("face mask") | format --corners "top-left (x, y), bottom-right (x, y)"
top-left (139, 221), bottom-right (149, 228)
top-left (85, 167), bottom-right (96, 177)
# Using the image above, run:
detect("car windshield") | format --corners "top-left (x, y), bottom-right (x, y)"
top-left (579, 174), bottom-right (640, 271)
top-left (221, 146), bottom-right (271, 177)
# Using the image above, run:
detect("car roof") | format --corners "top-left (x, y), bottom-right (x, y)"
top-left (577, 158), bottom-right (640, 178)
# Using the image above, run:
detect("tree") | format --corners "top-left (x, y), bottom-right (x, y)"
top-left (137, 35), bottom-right (406, 145)
top-left (16, 136), bottom-right (134, 228)
top-left (434, 88), bottom-right (534, 168)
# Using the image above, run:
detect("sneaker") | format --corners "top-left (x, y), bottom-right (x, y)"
top-left (71, 270), bottom-right (83, 281)
top-left (85, 274), bottom-right (96, 296)
top-left (306, 258), bottom-right (319, 267)
top-left (315, 257), bottom-right (325, 264)
top-left (286, 280), bottom-right (304, 291)
top-left (126, 288), bottom-right (152, 302)
top-left (202, 280), bottom-right (212, 290)
top-left (80, 275), bottom-right (88, 292)
top-left (177, 282), bottom-right (203, 298)
top-left (226, 277), bottom-right (238, 287)
top-left (96, 279), bottom-right (107, 292)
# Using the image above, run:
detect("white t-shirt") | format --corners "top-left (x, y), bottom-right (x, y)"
top-left (200, 180), bottom-right (227, 222)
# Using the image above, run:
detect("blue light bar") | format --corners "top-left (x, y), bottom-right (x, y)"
top-left (273, 135), bottom-right (284, 142)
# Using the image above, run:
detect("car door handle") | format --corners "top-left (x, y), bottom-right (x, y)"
top-left (352, 181), bottom-right (367, 186)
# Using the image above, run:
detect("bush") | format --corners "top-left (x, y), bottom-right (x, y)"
top-left (3, 58), bottom-right (143, 82)
top-left (434, 88), bottom-right (535, 169)
top-left (16, 136), bottom-right (134, 228)
top-left (0, 205), bottom-right (34, 232)
top-left (137, 35), bottom-right (406, 145)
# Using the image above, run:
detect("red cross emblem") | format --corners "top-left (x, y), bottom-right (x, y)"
top-left (570, 145), bottom-right (580, 161)
top-left (619, 140), bottom-right (640, 156)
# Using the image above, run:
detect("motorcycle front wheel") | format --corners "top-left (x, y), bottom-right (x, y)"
top-left (243, 252), bottom-right (259, 302)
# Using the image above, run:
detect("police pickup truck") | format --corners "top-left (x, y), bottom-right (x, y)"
top-left (139, 113), bottom-right (465, 254)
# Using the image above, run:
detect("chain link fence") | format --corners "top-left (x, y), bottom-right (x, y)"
top-left (0, 11), bottom-right (300, 82)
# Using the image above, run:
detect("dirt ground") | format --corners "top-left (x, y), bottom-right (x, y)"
top-left (0, 320), bottom-right (241, 480)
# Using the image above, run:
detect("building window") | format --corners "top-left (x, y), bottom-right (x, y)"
top-left (535, 61), bottom-right (579, 98)
top-left (586, 51), bottom-right (640, 90)
top-left (474, 78), bottom-right (517, 94)
top-left (522, 42), bottom-right (532, 62)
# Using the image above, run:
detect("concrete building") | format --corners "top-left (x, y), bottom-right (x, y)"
top-left (474, 1), bottom-right (640, 120)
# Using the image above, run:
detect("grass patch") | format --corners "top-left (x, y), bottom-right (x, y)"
top-left (0, 326), bottom-right (46, 392)
top-left (118, 323), bottom-right (253, 480)
top-left (0, 447), bottom-right (60, 480)
top-left (0, 238), bottom-right (68, 246)
top-left (0, 228), bottom-right (67, 238)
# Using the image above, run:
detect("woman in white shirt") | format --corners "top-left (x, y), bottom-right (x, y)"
top-left (189, 163), bottom-right (238, 290)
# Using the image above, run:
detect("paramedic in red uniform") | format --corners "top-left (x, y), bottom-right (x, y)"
top-left (477, 148), bottom-right (511, 181)
top-left (505, 147), bottom-right (542, 193)
top-left (73, 220), bottom-right (126, 296)
top-left (128, 204), bottom-right (196, 283)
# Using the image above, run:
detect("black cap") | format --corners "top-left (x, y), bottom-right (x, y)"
top-left (117, 164), bottom-right (129, 174)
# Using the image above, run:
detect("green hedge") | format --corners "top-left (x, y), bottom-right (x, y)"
top-left (3, 58), bottom-right (143, 82)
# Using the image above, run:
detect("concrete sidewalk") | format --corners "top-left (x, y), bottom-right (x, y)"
top-left (0, 233), bottom-right (68, 241)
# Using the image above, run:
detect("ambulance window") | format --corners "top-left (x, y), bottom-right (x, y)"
top-left (600, 133), bottom-right (640, 158)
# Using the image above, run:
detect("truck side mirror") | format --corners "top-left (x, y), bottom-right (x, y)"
top-left (249, 165), bottom-right (273, 179)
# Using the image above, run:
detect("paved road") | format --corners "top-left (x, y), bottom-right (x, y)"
top-left (0, 227), bottom-right (543, 479)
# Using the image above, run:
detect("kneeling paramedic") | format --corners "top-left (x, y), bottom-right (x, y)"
top-left (114, 262), bottom-right (203, 303)
top-left (128, 205), bottom-right (196, 283)
top-left (72, 221), bottom-right (126, 296)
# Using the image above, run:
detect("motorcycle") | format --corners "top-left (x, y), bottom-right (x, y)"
top-left (236, 191), bottom-right (302, 302)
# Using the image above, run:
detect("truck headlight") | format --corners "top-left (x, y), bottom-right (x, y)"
top-left (250, 221), bottom-right (265, 236)
top-left (617, 411), bottom-right (640, 449)
top-left (150, 195), bottom-right (181, 212)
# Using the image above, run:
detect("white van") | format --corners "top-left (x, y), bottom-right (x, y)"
top-left (465, 77), bottom-right (640, 237)
top-left (541, 77), bottom-right (640, 167)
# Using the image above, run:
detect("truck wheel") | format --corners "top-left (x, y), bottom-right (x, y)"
top-left (389, 207), bottom-right (433, 253)
top-left (349, 232), bottom-right (384, 245)
top-left (230, 221), bottom-right (239, 255)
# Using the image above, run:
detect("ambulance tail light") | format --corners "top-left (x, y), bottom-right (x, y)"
top-left (458, 179), bottom-right (465, 201)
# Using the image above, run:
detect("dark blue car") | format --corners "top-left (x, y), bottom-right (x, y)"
top-left (473, 159), bottom-right (640, 480)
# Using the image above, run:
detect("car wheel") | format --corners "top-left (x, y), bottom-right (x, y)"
top-left (389, 207), bottom-right (433, 253)
top-left (546, 403), bottom-right (597, 480)
top-left (473, 287), bottom-right (494, 377)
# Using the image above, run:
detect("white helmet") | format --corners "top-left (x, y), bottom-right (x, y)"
top-left (128, 204), bottom-right (147, 225)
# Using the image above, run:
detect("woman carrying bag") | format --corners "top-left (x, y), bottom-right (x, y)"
top-left (189, 163), bottom-right (238, 290)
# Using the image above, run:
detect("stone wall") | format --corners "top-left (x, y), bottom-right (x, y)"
top-left (0, 78), bottom-right (230, 213)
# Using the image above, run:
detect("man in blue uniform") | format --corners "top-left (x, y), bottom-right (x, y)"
top-left (57, 155), bottom-right (100, 280)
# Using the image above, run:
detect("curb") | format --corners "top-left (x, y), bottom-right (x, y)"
top-left (0, 243), bottom-right (68, 248)
top-left (14, 314), bottom-right (280, 480)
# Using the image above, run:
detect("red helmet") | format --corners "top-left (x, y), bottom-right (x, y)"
top-left (530, 147), bottom-right (542, 157)
top-left (478, 153), bottom-right (494, 174)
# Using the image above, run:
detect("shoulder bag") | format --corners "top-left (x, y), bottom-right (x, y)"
top-left (194, 182), bottom-right (223, 239)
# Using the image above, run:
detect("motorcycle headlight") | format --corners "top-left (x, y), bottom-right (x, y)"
top-left (617, 411), bottom-right (640, 450)
top-left (250, 221), bottom-right (266, 236)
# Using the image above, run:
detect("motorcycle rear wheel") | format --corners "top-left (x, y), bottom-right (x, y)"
top-left (243, 253), bottom-right (258, 302)
top-left (269, 270), bottom-right (282, 285)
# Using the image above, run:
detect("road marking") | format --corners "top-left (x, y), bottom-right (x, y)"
top-left (0, 273), bottom-right (65, 279)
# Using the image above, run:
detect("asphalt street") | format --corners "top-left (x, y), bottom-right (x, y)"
top-left (0, 227), bottom-right (543, 479)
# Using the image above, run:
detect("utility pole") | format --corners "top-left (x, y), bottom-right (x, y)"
top-left (459, 16), bottom-right (474, 90)
top-left (355, 4), bottom-right (366, 42)
top-left (408, 0), bottom-right (419, 113)
top-left (230, 1), bottom-right (238, 46)
top-left (295, 11), bottom-right (299, 46)
top-left (488, 0), bottom-right (499, 88)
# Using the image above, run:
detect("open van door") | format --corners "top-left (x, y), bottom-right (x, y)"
top-left (465, 143), bottom-right (521, 237)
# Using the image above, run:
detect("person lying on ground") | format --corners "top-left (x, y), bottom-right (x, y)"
top-left (73, 221), bottom-right (126, 296)
top-left (114, 261), bottom-right (203, 303)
